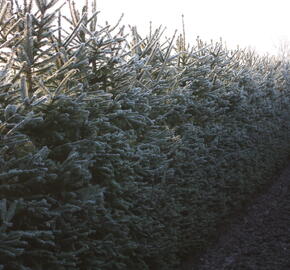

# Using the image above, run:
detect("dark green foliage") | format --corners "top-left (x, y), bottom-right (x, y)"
top-left (0, 0), bottom-right (290, 269)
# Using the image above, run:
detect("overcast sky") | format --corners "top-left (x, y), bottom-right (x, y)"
top-left (20, 0), bottom-right (290, 56)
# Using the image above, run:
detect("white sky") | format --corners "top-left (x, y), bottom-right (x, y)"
top-left (19, 0), bottom-right (290, 56)
top-left (94, 0), bottom-right (289, 56)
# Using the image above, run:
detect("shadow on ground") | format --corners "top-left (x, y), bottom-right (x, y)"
top-left (182, 163), bottom-right (290, 270)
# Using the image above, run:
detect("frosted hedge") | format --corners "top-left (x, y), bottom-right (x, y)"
top-left (0, 0), bottom-right (289, 269)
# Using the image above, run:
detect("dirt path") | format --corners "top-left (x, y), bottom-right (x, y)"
top-left (182, 163), bottom-right (290, 270)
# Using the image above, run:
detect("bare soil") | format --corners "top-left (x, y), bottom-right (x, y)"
top-left (181, 163), bottom-right (290, 270)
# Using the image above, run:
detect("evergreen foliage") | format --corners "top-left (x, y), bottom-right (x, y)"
top-left (0, 0), bottom-right (289, 269)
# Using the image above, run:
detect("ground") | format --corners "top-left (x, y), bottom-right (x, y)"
top-left (181, 162), bottom-right (290, 270)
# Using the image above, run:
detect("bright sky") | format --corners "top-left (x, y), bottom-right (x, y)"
top-left (20, 0), bottom-right (290, 56)
top-left (94, 0), bottom-right (289, 56)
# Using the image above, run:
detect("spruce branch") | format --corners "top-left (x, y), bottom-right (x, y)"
top-left (0, 0), bottom-right (10, 25)
top-left (63, 11), bottom-right (87, 48)
top-left (53, 68), bottom-right (77, 96)
top-left (4, 112), bottom-right (34, 137)
top-left (89, 0), bottom-right (97, 32)
top-left (20, 74), bottom-right (29, 100)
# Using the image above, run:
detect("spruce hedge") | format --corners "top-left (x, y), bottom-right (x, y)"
top-left (0, 0), bottom-right (289, 269)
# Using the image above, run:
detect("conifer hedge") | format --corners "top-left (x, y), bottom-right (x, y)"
top-left (0, 0), bottom-right (289, 269)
